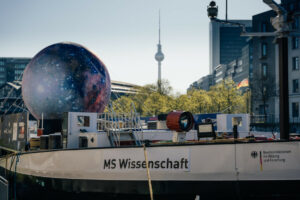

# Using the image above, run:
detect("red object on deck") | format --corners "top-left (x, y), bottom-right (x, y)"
top-left (37, 129), bottom-right (43, 136)
top-left (166, 111), bottom-right (194, 132)
top-left (166, 111), bottom-right (182, 132)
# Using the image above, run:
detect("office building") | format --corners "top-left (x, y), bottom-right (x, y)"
top-left (209, 20), bottom-right (252, 74)
top-left (0, 57), bottom-right (31, 86)
top-left (251, 0), bottom-right (300, 123)
top-left (187, 74), bottom-right (213, 91)
top-left (189, 19), bottom-right (252, 91)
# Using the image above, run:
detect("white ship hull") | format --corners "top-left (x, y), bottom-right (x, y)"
top-left (1, 141), bottom-right (300, 199)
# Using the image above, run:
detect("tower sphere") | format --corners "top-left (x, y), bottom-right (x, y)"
top-left (155, 51), bottom-right (165, 62)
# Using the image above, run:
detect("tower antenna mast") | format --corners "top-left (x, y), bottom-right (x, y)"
top-left (155, 10), bottom-right (165, 93)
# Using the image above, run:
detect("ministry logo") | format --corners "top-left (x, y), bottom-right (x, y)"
top-left (251, 151), bottom-right (258, 158)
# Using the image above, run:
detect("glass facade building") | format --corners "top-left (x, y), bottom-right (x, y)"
top-left (0, 57), bottom-right (31, 86)
top-left (209, 20), bottom-right (252, 74)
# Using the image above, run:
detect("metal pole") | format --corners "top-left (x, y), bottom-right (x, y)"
top-left (225, 0), bottom-right (228, 21)
top-left (42, 112), bottom-right (44, 129)
top-left (277, 37), bottom-right (289, 140)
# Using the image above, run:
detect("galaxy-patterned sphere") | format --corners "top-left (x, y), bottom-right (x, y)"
top-left (22, 42), bottom-right (111, 120)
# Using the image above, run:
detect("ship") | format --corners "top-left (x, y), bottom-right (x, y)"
top-left (0, 111), bottom-right (300, 200)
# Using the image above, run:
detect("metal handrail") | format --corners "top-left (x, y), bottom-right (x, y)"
top-left (0, 176), bottom-right (8, 185)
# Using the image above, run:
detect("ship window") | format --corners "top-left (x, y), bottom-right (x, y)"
top-left (198, 124), bottom-right (213, 133)
top-left (232, 117), bottom-right (242, 127)
top-left (77, 116), bottom-right (90, 127)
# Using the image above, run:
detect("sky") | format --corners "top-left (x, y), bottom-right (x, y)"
top-left (0, 0), bottom-right (273, 94)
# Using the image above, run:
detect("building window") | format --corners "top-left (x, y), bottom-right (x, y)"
top-left (262, 63), bottom-right (267, 78)
top-left (261, 23), bottom-right (267, 32)
top-left (293, 57), bottom-right (299, 70)
top-left (261, 43), bottom-right (267, 57)
top-left (293, 79), bottom-right (299, 93)
top-left (292, 102), bottom-right (299, 118)
top-left (290, 3), bottom-right (294, 11)
top-left (259, 105), bottom-right (267, 115)
top-left (263, 86), bottom-right (267, 96)
top-left (15, 64), bottom-right (26, 69)
top-left (215, 71), bottom-right (222, 77)
top-left (293, 17), bottom-right (299, 30)
top-left (216, 78), bottom-right (223, 83)
top-left (292, 37), bottom-right (299, 49)
top-left (15, 70), bottom-right (23, 75)
top-left (238, 60), bottom-right (243, 66)
top-left (236, 67), bottom-right (243, 73)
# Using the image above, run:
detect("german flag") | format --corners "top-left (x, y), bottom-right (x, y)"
top-left (237, 78), bottom-right (249, 89)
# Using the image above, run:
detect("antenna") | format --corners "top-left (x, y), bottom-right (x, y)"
top-left (159, 9), bottom-right (161, 44)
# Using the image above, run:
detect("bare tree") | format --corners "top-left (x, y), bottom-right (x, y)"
top-left (251, 72), bottom-right (276, 122)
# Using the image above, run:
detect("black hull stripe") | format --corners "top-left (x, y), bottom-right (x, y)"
top-left (1, 167), bottom-right (300, 200)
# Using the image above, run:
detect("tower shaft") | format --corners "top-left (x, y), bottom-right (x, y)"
top-left (158, 62), bottom-right (161, 82)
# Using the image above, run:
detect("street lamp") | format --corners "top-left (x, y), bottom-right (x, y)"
top-left (207, 0), bottom-right (300, 140)
top-left (207, 1), bottom-right (247, 32)
top-left (207, 1), bottom-right (218, 19)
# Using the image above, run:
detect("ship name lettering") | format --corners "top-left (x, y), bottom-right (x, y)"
top-left (103, 158), bottom-right (189, 170)
top-left (103, 159), bottom-right (116, 169)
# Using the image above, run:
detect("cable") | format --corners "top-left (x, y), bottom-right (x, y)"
top-left (143, 144), bottom-right (154, 200)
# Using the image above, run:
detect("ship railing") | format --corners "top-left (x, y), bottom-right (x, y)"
top-left (251, 115), bottom-right (300, 124)
top-left (97, 111), bottom-right (143, 146)
top-left (130, 102), bottom-right (142, 145)
top-left (0, 175), bottom-right (8, 200)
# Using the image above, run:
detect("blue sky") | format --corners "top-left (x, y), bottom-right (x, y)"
top-left (0, 0), bottom-right (273, 93)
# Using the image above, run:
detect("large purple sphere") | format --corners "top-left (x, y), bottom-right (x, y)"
top-left (22, 42), bottom-right (111, 120)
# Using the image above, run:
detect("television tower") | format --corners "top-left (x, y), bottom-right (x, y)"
top-left (155, 11), bottom-right (164, 92)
